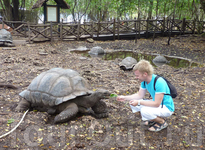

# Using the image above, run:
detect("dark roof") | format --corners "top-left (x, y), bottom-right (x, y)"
top-left (32, 0), bottom-right (70, 9)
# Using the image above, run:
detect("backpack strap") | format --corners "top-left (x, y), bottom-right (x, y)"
top-left (154, 75), bottom-right (160, 91)
top-left (155, 76), bottom-right (172, 96)
top-left (154, 75), bottom-right (164, 108)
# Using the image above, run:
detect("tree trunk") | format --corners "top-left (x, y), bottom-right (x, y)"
top-left (2, 0), bottom-right (12, 20)
top-left (138, 0), bottom-right (141, 19)
top-left (148, 0), bottom-right (153, 19)
top-left (200, 0), bottom-right (205, 13)
top-left (163, 2), bottom-right (167, 18)
top-left (12, 0), bottom-right (19, 21)
top-left (168, 0), bottom-right (177, 45)
top-left (153, 0), bottom-right (159, 41)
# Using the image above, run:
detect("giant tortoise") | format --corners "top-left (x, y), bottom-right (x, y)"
top-left (16, 68), bottom-right (110, 124)
top-left (0, 29), bottom-right (13, 44)
top-left (152, 55), bottom-right (169, 66)
top-left (119, 57), bottom-right (137, 70)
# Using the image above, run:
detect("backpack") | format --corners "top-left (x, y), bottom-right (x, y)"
top-left (154, 75), bottom-right (177, 98)
top-left (144, 75), bottom-right (177, 98)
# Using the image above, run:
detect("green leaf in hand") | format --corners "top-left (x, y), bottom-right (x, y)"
top-left (110, 94), bottom-right (118, 97)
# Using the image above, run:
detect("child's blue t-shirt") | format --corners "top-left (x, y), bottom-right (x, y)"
top-left (141, 74), bottom-right (175, 112)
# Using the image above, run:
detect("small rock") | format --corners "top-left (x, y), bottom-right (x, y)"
top-left (86, 38), bottom-right (94, 43)
top-left (70, 46), bottom-right (89, 52)
top-left (79, 57), bottom-right (87, 60)
top-left (39, 52), bottom-right (48, 55)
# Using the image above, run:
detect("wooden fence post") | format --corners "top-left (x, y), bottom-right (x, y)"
top-left (167, 17), bottom-right (169, 36)
top-left (77, 21), bottom-right (80, 41)
top-left (50, 21), bottom-right (53, 42)
top-left (27, 21), bottom-right (31, 43)
top-left (24, 23), bottom-right (27, 38)
top-left (113, 19), bottom-right (115, 41)
top-left (97, 20), bottom-right (100, 40)
top-left (138, 18), bottom-right (141, 39)
top-left (193, 18), bottom-right (196, 34)
top-left (134, 17), bottom-right (137, 43)
top-left (162, 17), bottom-right (165, 36)
top-left (117, 18), bottom-right (120, 40)
top-left (91, 21), bottom-right (94, 38)
top-left (182, 18), bottom-right (186, 35)
top-left (146, 17), bottom-right (149, 38)
top-left (2, 17), bottom-right (4, 29)
top-left (84, 19), bottom-right (86, 29)
top-left (60, 19), bottom-right (63, 40)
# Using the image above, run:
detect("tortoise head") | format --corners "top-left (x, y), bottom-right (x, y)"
top-left (95, 89), bottom-right (111, 99)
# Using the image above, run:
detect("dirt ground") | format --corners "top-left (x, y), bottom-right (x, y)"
top-left (0, 35), bottom-right (205, 149)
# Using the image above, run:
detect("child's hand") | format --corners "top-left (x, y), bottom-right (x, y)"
top-left (116, 96), bottom-right (126, 102)
top-left (129, 100), bottom-right (138, 106)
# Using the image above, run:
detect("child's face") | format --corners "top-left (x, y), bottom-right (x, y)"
top-left (134, 70), bottom-right (147, 83)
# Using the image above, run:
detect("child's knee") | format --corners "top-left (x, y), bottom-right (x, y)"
top-left (140, 107), bottom-right (150, 116)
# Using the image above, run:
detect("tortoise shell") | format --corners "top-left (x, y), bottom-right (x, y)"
top-left (119, 57), bottom-right (137, 70)
top-left (19, 68), bottom-right (92, 107)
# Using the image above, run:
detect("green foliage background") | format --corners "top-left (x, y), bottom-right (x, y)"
top-left (0, 0), bottom-right (204, 22)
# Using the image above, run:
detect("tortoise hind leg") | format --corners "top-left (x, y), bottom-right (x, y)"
top-left (54, 103), bottom-right (78, 124)
top-left (16, 98), bottom-right (31, 112)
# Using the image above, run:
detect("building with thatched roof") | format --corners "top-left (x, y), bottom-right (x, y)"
top-left (32, 0), bottom-right (70, 23)
top-left (32, 0), bottom-right (70, 9)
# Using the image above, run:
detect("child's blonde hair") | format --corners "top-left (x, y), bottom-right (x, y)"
top-left (133, 59), bottom-right (154, 75)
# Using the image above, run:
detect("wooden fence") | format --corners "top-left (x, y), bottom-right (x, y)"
top-left (1, 17), bottom-right (205, 42)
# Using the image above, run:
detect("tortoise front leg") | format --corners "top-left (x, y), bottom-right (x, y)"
top-left (54, 103), bottom-right (78, 124)
top-left (16, 98), bottom-right (31, 112)
top-left (91, 100), bottom-right (109, 118)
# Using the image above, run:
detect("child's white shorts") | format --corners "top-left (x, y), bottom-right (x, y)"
top-left (130, 100), bottom-right (173, 121)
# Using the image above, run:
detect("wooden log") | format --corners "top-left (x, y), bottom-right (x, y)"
top-left (30, 24), bottom-right (50, 27)
top-left (33, 38), bottom-right (50, 42)
top-left (2, 48), bottom-right (17, 50)
top-left (0, 84), bottom-right (18, 89)
top-left (30, 27), bottom-right (50, 40)
top-left (113, 19), bottom-right (115, 41)
top-left (12, 24), bottom-right (24, 35)
top-left (27, 21), bottom-right (31, 43)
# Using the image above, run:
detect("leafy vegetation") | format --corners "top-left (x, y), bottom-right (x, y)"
top-left (0, 0), bottom-right (204, 22)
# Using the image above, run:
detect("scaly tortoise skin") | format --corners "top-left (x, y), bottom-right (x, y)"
top-left (16, 68), bottom-right (110, 124)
